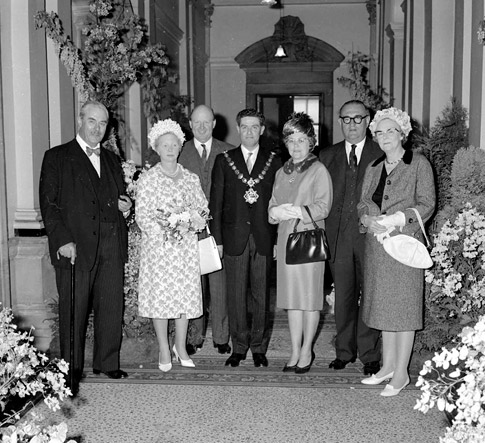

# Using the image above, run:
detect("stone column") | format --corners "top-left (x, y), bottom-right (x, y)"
top-left (1, 0), bottom-right (74, 350)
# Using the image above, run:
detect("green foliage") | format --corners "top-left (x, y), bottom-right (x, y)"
top-left (35, 0), bottom-right (174, 122)
top-left (337, 51), bottom-right (390, 111)
top-left (414, 98), bottom-right (469, 217)
top-left (449, 146), bottom-right (485, 214)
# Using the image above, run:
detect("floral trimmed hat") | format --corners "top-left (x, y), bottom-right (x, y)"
top-left (148, 118), bottom-right (185, 148)
top-left (369, 107), bottom-right (412, 137)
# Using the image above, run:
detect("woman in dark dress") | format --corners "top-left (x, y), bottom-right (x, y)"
top-left (357, 108), bottom-right (435, 396)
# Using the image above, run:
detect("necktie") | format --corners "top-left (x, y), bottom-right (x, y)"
top-left (86, 146), bottom-right (101, 157)
top-left (246, 152), bottom-right (254, 174)
top-left (350, 144), bottom-right (357, 171)
top-left (201, 144), bottom-right (207, 167)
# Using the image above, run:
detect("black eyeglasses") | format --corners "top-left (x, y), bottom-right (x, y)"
top-left (339, 115), bottom-right (368, 125)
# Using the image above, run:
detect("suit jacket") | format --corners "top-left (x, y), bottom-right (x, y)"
top-left (178, 137), bottom-right (236, 199)
top-left (210, 146), bottom-right (282, 257)
top-left (319, 137), bottom-right (382, 261)
top-left (39, 139), bottom-right (128, 271)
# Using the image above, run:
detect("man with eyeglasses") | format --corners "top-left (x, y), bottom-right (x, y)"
top-left (319, 100), bottom-right (382, 375)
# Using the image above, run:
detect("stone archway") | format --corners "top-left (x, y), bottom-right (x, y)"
top-left (235, 16), bottom-right (344, 146)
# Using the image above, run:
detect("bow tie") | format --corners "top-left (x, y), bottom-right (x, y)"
top-left (86, 146), bottom-right (101, 157)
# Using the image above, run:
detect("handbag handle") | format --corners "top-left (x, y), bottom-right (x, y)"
top-left (408, 208), bottom-right (430, 247)
top-left (293, 205), bottom-right (319, 233)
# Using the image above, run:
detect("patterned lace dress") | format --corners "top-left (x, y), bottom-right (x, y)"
top-left (136, 163), bottom-right (208, 319)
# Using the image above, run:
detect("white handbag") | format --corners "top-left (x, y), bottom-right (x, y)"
top-left (382, 208), bottom-right (433, 269)
top-left (198, 226), bottom-right (222, 275)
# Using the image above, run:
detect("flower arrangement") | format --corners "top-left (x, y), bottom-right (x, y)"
top-left (0, 307), bottom-right (72, 442)
top-left (156, 205), bottom-right (209, 244)
top-left (415, 314), bottom-right (485, 442)
top-left (478, 18), bottom-right (485, 45)
top-left (425, 204), bottom-right (485, 326)
top-left (34, 0), bottom-right (174, 120)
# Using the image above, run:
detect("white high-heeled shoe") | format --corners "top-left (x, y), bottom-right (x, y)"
top-left (380, 377), bottom-right (410, 397)
top-left (158, 353), bottom-right (172, 372)
top-left (361, 371), bottom-right (394, 385)
top-left (173, 345), bottom-right (195, 368)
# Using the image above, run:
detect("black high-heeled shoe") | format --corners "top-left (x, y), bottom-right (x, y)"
top-left (282, 364), bottom-right (297, 373)
top-left (295, 351), bottom-right (315, 374)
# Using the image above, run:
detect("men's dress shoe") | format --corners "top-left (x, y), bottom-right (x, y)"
top-left (214, 343), bottom-right (231, 354)
top-left (93, 369), bottom-right (128, 379)
top-left (363, 361), bottom-right (381, 375)
top-left (361, 371), bottom-right (394, 385)
top-left (186, 343), bottom-right (203, 356)
top-left (328, 358), bottom-right (355, 370)
top-left (295, 351), bottom-right (315, 374)
top-left (282, 364), bottom-right (297, 373)
top-left (253, 353), bottom-right (268, 368)
top-left (380, 378), bottom-right (410, 397)
top-left (225, 353), bottom-right (246, 367)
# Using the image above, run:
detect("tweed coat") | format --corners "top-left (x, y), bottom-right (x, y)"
top-left (357, 150), bottom-right (436, 331)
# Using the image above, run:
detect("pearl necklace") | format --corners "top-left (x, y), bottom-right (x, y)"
top-left (160, 164), bottom-right (179, 177)
top-left (385, 157), bottom-right (402, 166)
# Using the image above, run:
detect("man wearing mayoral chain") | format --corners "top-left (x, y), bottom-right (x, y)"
top-left (210, 108), bottom-right (282, 368)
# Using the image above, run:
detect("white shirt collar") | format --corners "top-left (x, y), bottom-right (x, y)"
top-left (345, 139), bottom-right (365, 164)
top-left (241, 145), bottom-right (259, 161)
top-left (194, 138), bottom-right (212, 157)
top-left (76, 134), bottom-right (101, 154)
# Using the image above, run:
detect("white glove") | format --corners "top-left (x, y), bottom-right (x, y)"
top-left (377, 211), bottom-right (405, 229)
top-left (269, 204), bottom-right (300, 221)
top-left (374, 211), bottom-right (405, 244)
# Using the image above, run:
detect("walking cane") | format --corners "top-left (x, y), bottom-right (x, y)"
top-left (69, 263), bottom-right (75, 394)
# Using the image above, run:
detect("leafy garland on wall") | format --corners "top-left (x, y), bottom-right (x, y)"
top-left (337, 51), bottom-right (390, 112)
top-left (35, 0), bottom-right (176, 128)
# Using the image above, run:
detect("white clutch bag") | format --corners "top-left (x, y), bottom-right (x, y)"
top-left (382, 208), bottom-right (433, 269)
top-left (198, 226), bottom-right (222, 275)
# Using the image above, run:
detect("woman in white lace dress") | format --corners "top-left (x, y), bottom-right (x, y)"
top-left (136, 119), bottom-right (208, 372)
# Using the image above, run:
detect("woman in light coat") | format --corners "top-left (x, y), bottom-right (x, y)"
top-left (357, 108), bottom-right (435, 396)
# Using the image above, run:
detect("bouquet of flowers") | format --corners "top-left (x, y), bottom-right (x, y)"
top-left (156, 205), bottom-right (209, 244)
top-left (0, 307), bottom-right (73, 442)
top-left (415, 314), bottom-right (485, 442)
top-left (425, 203), bottom-right (485, 325)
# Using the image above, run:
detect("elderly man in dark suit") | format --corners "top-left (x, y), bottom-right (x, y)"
top-left (40, 100), bottom-right (131, 394)
top-left (319, 100), bottom-right (382, 375)
top-left (178, 104), bottom-right (235, 355)
top-left (210, 108), bottom-right (281, 368)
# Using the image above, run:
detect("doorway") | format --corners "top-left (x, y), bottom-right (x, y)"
top-left (257, 94), bottom-right (323, 158)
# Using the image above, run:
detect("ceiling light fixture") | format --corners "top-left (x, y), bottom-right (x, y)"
top-left (261, 0), bottom-right (277, 5)
top-left (275, 45), bottom-right (287, 58)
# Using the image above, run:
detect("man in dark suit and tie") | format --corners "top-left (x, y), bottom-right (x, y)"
top-left (40, 100), bottom-right (132, 394)
top-left (210, 108), bottom-right (281, 368)
top-left (319, 100), bottom-right (382, 375)
top-left (178, 104), bottom-right (235, 355)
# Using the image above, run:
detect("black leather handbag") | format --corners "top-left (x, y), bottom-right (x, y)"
top-left (285, 206), bottom-right (330, 265)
